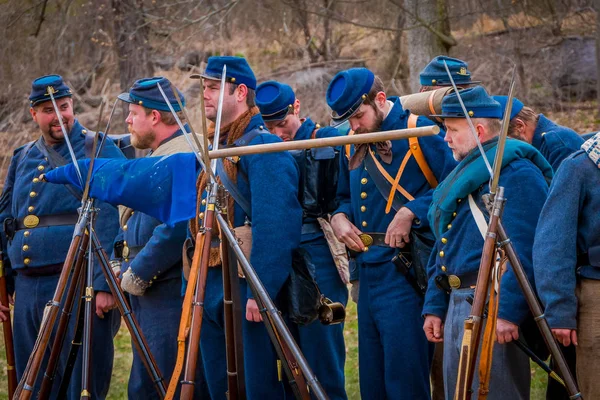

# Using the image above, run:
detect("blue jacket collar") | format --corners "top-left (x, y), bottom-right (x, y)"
top-left (532, 114), bottom-right (555, 149)
top-left (380, 97), bottom-right (406, 132)
top-left (294, 118), bottom-right (316, 141)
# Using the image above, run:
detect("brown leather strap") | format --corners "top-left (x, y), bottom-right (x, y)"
top-left (407, 113), bottom-right (438, 188)
top-left (310, 129), bottom-right (318, 140)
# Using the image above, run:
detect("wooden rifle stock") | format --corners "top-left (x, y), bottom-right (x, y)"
top-left (38, 231), bottom-right (90, 399)
top-left (454, 188), bottom-right (506, 400)
top-left (0, 253), bottom-right (17, 398)
top-left (180, 206), bottom-right (215, 400)
top-left (165, 231), bottom-right (205, 400)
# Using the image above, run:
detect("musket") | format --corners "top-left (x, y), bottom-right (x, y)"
top-left (176, 65), bottom-right (228, 400)
top-left (0, 239), bottom-right (17, 398)
top-left (447, 63), bottom-right (515, 400)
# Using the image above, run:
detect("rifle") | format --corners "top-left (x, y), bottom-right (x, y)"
top-left (0, 239), bottom-right (17, 398)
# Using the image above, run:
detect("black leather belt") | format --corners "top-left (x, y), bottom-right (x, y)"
top-left (578, 246), bottom-right (600, 267)
top-left (15, 213), bottom-right (79, 230)
top-left (122, 245), bottom-right (143, 260)
top-left (301, 222), bottom-right (322, 235)
top-left (435, 271), bottom-right (479, 293)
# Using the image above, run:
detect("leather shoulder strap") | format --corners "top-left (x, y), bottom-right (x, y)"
top-left (344, 130), bottom-right (354, 159)
top-left (407, 114), bottom-right (438, 188)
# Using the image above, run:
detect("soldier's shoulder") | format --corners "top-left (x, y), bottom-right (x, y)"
top-left (12, 140), bottom-right (36, 157)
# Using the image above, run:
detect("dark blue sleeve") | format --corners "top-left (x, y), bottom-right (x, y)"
top-left (245, 135), bottom-right (303, 300)
top-left (333, 148), bottom-right (353, 221)
top-left (533, 157), bottom-right (581, 329)
top-left (0, 150), bottom-right (21, 294)
top-left (129, 220), bottom-right (187, 282)
top-left (422, 242), bottom-right (449, 320)
top-left (497, 161), bottom-right (549, 324)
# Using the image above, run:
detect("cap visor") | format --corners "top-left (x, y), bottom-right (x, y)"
top-left (117, 92), bottom-right (134, 104)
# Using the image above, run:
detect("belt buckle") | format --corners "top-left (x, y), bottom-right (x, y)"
top-left (122, 245), bottom-right (130, 258)
top-left (23, 215), bottom-right (40, 228)
top-left (448, 274), bottom-right (461, 289)
top-left (358, 233), bottom-right (373, 247)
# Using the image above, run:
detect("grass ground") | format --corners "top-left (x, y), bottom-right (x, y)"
top-left (0, 299), bottom-right (550, 399)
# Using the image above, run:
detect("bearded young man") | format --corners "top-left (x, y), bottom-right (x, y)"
top-left (110, 76), bottom-right (209, 399)
top-left (0, 74), bottom-right (123, 399)
top-left (423, 86), bottom-right (552, 400)
top-left (327, 67), bottom-right (456, 399)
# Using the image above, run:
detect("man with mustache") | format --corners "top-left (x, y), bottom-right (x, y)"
top-left (255, 80), bottom-right (348, 399)
top-left (327, 67), bottom-right (456, 399)
top-left (422, 86), bottom-right (552, 399)
top-left (111, 76), bottom-right (209, 399)
top-left (0, 74), bottom-right (123, 398)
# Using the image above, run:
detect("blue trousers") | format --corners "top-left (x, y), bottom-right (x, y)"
top-left (201, 267), bottom-right (294, 399)
top-left (443, 289), bottom-right (530, 400)
top-left (13, 273), bottom-right (120, 400)
top-left (128, 276), bottom-right (209, 399)
top-left (357, 260), bottom-right (433, 400)
top-left (296, 237), bottom-right (348, 400)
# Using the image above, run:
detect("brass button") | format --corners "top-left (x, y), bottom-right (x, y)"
top-left (22, 245), bottom-right (29, 251)
top-left (28, 206), bottom-right (34, 212)
top-left (441, 265), bottom-right (447, 272)
top-left (82, 129), bottom-right (87, 134)
top-left (452, 212), bottom-right (457, 217)
top-left (37, 165), bottom-right (45, 171)
top-left (29, 191), bottom-right (37, 198)
top-left (447, 224), bottom-right (452, 230)
top-left (123, 224), bottom-right (128, 231)
top-left (124, 258), bottom-right (129, 263)
top-left (363, 246), bottom-right (369, 252)
top-left (24, 258), bottom-right (31, 265)
top-left (360, 206), bottom-right (366, 212)
top-left (131, 212), bottom-right (134, 215)
top-left (259, 125), bottom-right (264, 130)
top-left (315, 123), bottom-right (321, 129)
top-left (32, 178), bottom-right (39, 183)
top-left (23, 231), bottom-right (30, 237)
top-left (439, 251), bottom-right (445, 258)
top-left (199, 212), bottom-right (205, 220)
top-left (361, 178), bottom-right (368, 185)
top-left (362, 221), bottom-right (368, 227)
top-left (360, 192), bottom-right (367, 199)
top-left (123, 241), bottom-right (128, 246)
top-left (201, 199), bottom-right (206, 206)
top-left (412, 145), bottom-right (417, 150)
top-left (441, 238), bottom-right (448, 244)
top-left (457, 198), bottom-right (462, 203)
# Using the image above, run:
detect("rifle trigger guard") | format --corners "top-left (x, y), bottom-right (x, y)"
top-left (497, 238), bottom-right (511, 248)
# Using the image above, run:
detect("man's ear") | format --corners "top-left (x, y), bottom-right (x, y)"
top-left (375, 91), bottom-right (387, 107)
top-left (236, 84), bottom-right (248, 103)
top-left (475, 121), bottom-right (486, 139)
top-left (513, 118), bottom-right (526, 137)
top-left (151, 109), bottom-right (162, 126)
top-left (29, 107), bottom-right (37, 122)
top-left (293, 98), bottom-right (301, 116)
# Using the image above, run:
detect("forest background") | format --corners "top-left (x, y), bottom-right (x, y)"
top-left (0, 0), bottom-right (599, 398)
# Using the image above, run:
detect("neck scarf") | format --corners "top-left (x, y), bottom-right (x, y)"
top-left (582, 132), bottom-right (600, 168)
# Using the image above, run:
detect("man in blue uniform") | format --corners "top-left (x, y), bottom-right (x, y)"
top-left (327, 67), bottom-right (456, 399)
top-left (494, 95), bottom-right (583, 171)
top-left (0, 75), bottom-right (122, 398)
top-left (110, 76), bottom-right (208, 399)
top-left (422, 86), bottom-right (552, 399)
top-left (256, 80), bottom-right (348, 399)
top-left (533, 133), bottom-right (600, 399)
top-left (494, 94), bottom-right (582, 400)
top-left (419, 56), bottom-right (479, 92)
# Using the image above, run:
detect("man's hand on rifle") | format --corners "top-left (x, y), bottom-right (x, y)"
top-left (95, 291), bottom-right (116, 319)
top-left (246, 298), bottom-right (263, 323)
top-left (496, 318), bottom-right (519, 344)
top-left (0, 295), bottom-right (13, 322)
top-left (331, 213), bottom-right (364, 252)
top-left (423, 315), bottom-right (444, 343)
top-left (385, 207), bottom-right (414, 248)
top-left (552, 328), bottom-right (578, 347)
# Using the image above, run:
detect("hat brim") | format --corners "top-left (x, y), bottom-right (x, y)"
top-left (117, 92), bottom-right (134, 104)
top-left (189, 73), bottom-right (221, 81)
